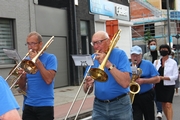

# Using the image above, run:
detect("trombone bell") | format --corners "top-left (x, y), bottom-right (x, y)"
top-left (20, 60), bottom-right (38, 74)
top-left (89, 68), bottom-right (108, 82)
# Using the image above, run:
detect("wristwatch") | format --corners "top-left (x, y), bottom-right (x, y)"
top-left (108, 64), bottom-right (115, 71)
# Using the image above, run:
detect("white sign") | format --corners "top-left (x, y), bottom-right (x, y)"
top-left (71, 55), bottom-right (94, 66)
top-left (115, 5), bottom-right (128, 17)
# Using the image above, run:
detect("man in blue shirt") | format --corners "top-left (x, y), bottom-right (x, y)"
top-left (18, 31), bottom-right (58, 120)
top-left (83, 31), bottom-right (133, 120)
top-left (0, 76), bottom-right (21, 120)
top-left (130, 46), bottom-right (160, 120)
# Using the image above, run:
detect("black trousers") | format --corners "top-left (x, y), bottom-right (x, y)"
top-left (132, 89), bottom-right (155, 120)
top-left (22, 104), bottom-right (54, 120)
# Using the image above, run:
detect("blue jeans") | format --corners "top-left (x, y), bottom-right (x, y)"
top-left (154, 92), bottom-right (162, 113)
top-left (92, 94), bottom-right (133, 120)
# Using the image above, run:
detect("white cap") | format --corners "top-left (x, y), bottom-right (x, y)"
top-left (131, 46), bottom-right (142, 54)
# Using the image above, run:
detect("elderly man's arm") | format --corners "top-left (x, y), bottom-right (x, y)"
top-left (0, 109), bottom-right (21, 120)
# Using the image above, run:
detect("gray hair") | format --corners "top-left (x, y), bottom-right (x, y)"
top-left (27, 31), bottom-right (42, 42)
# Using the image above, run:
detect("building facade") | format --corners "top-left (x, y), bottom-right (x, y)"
top-left (0, 0), bottom-right (132, 88)
top-left (130, 0), bottom-right (180, 54)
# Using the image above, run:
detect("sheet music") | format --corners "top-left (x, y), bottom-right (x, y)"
top-left (71, 55), bottom-right (94, 66)
top-left (3, 49), bottom-right (22, 62)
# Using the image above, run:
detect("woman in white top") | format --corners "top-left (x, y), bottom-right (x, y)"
top-left (154, 44), bottom-right (178, 120)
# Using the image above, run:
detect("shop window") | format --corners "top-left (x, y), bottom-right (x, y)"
top-left (0, 19), bottom-right (15, 64)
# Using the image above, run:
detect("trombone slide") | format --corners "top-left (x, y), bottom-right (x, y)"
top-left (64, 55), bottom-right (96, 120)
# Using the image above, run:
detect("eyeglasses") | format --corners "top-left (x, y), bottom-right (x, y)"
top-left (91, 38), bottom-right (108, 46)
top-left (25, 42), bottom-right (40, 46)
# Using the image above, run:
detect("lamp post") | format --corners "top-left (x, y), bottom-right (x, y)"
top-left (166, 0), bottom-right (171, 49)
top-left (175, 34), bottom-right (180, 63)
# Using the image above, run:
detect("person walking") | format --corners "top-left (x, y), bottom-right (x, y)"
top-left (130, 45), bottom-right (160, 120)
top-left (143, 39), bottom-right (161, 62)
top-left (142, 39), bottom-right (163, 118)
top-left (18, 31), bottom-right (58, 120)
top-left (83, 31), bottom-right (133, 120)
top-left (154, 44), bottom-right (178, 120)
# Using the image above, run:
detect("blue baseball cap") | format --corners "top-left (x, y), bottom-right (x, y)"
top-left (131, 46), bottom-right (142, 54)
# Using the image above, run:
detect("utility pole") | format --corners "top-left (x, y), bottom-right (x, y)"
top-left (175, 34), bottom-right (180, 63)
top-left (166, 0), bottom-right (171, 49)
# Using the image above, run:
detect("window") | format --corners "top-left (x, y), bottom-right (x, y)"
top-left (0, 19), bottom-right (15, 64)
top-left (144, 24), bottom-right (155, 37)
top-left (162, 0), bottom-right (175, 10)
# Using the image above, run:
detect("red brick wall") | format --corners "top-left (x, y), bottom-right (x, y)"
top-left (130, 1), bottom-right (154, 19)
top-left (132, 25), bottom-right (144, 38)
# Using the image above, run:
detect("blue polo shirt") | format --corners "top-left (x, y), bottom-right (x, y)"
top-left (25, 52), bottom-right (58, 106)
top-left (137, 59), bottom-right (159, 94)
top-left (88, 48), bottom-right (132, 100)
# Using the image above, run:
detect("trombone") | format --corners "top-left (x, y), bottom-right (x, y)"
top-left (20, 36), bottom-right (54, 74)
top-left (5, 36), bottom-right (54, 92)
top-left (5, 50), bottom-right (31, 95)
top-left (89, 30), bottom-right (121, 82)
top-left (5, 50), bottom-right (32, 81)
top-left (64, 30), bottom-right (121, 120)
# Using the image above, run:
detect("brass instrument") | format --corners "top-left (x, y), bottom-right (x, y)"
top-left (64, 30), bottom-right (121, 120)
top-left (5, 36), bottom-right (54, 94)
top-left (89, 30), bottom-right (121, 82)
top-left (5, 50), bottom-right (31, 95)
top-left (20, 36), bottom-right (54, 74)
top-left (8, 65), bottom-right (27, 95)
top-left (129, 61), bottom-right (142, 103)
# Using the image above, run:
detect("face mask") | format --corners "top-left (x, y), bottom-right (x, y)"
top-left (160, 50), bottom-right (168, 56)
top-left (169, 55), bottom-right (172, 58)
top-left (150, 45), bottom-right (156, 51)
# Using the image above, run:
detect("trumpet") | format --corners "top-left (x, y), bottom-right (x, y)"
top-left (65, 30), bottom-right (121, 120)
top-left (5, 36), bottom-right (54, 93)
top-left (129, 61), bottom-right (142, 103)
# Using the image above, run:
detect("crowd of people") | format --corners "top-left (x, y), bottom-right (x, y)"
top-left (83, 32), bottom-right (179, 120)
top-left (1, 31), bottom-right (179, 120)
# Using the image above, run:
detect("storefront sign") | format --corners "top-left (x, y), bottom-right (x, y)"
top-left (89, 0), bottom-right (129, 21)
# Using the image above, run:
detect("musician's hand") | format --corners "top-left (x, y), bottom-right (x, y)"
top-left (29, 50), bottom-right (38, 60)
top-left (85, 76), bottom-right (94, 88)
top-left (95, 52), bottom-right (106, 64)
top-left (17, 68), bottom-right (26, 79)
top-left (136, 78), bottom-right (144, 85)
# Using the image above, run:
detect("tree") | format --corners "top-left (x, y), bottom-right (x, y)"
top-left (143, 28), bottom-right (153, 44)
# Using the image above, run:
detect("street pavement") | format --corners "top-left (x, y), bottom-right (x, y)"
top-left (14, 86), bottom-right (180, 120)
top-left (14, 86), bottom-right (94, 120)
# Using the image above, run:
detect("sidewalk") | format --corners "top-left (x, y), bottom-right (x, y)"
top-left (14, 86), bottom-right (94, 120)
